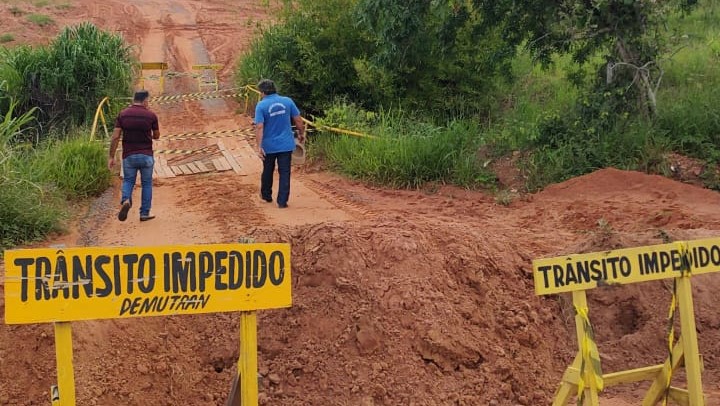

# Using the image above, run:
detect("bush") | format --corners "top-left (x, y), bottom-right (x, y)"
top-left (310, 104), bottom-right (494, 189)
top-left (0, 102), bottom-right (64, 250)
top-left (0, 34), bottom-right (15, 44)
top-left (1, 22), bottom-right (135, 134)
top-left (35, 136), bottom-right (113, 199)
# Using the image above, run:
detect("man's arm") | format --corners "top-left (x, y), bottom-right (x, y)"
top-left (108, 127), bottom-right (122, 169)
top-left (152, 129), bottom-right (160, 140)
top-left (293, 115), bottom-right (306, 143)
top-left (255, 123), bottom-right (265, 159)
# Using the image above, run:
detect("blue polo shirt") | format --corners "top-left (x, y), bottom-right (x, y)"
top-left (254, 93), bottom-right (300, 154)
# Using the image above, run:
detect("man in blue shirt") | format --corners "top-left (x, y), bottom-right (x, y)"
top-left (254, 79), bottom-right (306, 208)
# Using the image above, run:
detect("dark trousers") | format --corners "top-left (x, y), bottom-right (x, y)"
top-left (261, 151), bottom-right (292, 206)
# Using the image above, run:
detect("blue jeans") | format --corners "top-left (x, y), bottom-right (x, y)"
top-left (121, 154), bottom-right (154, 216)
top-left (261, 151), bottom-right (292, 206)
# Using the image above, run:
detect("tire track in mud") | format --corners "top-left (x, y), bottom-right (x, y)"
top-left (302, 176), bottom-right (378, 219)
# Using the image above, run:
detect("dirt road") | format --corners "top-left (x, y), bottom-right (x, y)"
top-left (1, 1), bottom-right (720, 405)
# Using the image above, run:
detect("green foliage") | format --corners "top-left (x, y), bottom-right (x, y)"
top-left (35, 136), bottom-right (113, 198)
top-left (1, 22), bottom-right (135, 134)
top-left (26, 13), bottom-right (54, 26)
top-left (0, 101), bottom-right (64, 250)
top-left (0, 34), bottom-right (14, 44)
top-left (310, 104), bottom-right (494, 189)
top-left (236, 0), bottom-right (374, 113)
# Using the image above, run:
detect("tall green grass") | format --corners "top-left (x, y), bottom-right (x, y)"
top-left (310, 104), bottom-right (495, 189)
top-left (0, 102), bottom-right (64, 250)
top-left (1, 22), bottom-right (135, 133)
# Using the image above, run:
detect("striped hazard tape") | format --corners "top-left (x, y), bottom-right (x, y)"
top-left (164, 128), bottom-right (253, 140)
top-left (155, 145), bottom-right (217, 155)
top-left (151, 92), bottom-right (244, 105)
top-left (149, 89), bottom-right (238, 103)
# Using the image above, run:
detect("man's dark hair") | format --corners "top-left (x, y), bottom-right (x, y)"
top-left (257, 79), bottom-right (277, 95)
top-left (133, 90), bottom-right (150, 102)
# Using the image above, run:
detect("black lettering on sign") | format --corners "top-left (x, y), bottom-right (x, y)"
top-left (198, 251), bottom-right (213, 292)
top-left (253, 250), bottom-right (267, 288)
top-left (35, 256), bottom-right (51, 300)
top-left (137, 254), bottom-right (155, 293)
top-left (619, 256), bottom-right (632, 277)
top-left (660, 251), bottom-right (672, 273)
top-left (576, 261), bottom-right (590, 284)
top-left (94, 255), bottom-right (112, 298)
top-left (15, 257), bottom-right (34, 302)
top-left (113, 255), bottom-right (122, 296)
top-left (553, 265), bottom-right (564, 287)
top-left (72, 255), bottom-right (93, 299)
top-left (269, 251), bottom-right (285, 286)
top-left (641, 252), bottom-right (659, 275)
top-left (123, 254), bottom-right (139, 294)
top-left (711, 245), bottom-right (720, 266)
top-left (171, 252), bottom-right (197, 293)
top-left (537, 265), bottom-right (551, 288)
top-left (52, 253), bottom-right (70, 299)
top-left (215, 251), bottom-right (229, 290)
top-left (228, 251), bottom-right (243, 289)
top-left (589, 260), bottom-right (604, 281)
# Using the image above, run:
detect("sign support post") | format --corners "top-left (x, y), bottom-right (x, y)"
top-left (53, 322), bottom-right (76, 406)
top-left (677, 275), bottom-right (703, 404)
top-left (238, 311), bottom-right (258, 406)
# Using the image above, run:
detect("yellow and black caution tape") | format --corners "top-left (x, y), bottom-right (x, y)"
top-left (149, 88), bottom-right (239, 103)
top-left (301, 117), bottom-right (376, 139)
top-left (151, 92), bottom-right (244, 105)
top-left (575, 306), bottom-right (604, 405)
top-left (164, 128), bottom-right (253, 140)
top-left (155, 145), bottom-right (216, 155)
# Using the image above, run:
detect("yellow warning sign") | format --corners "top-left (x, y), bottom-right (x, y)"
top-left (533, 237), bottom-right (720, 295)
top-left (4, 243), bottom-right (291, 324)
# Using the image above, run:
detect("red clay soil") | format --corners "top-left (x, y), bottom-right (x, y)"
top-left (1, 1), bottom-right (720, 405)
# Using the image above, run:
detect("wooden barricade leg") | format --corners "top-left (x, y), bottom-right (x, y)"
top-left (53, 322), bottom-right (76, 406)
top-left (239, 311), bottom-right (258, 406)
top-left (552, 291), bottom-right (601, 406)
top-left (677, 276), bottom-right (705, 406)
top-left (642, 340), bottom-right (685, 406)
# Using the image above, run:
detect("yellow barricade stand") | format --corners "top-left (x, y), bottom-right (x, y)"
top-left (3, 243), bottom-right (292, 406)
top-left (192, 64), bottom-right (223, 92)
top-left (533, 239), bottom-right (715, 406)
top-left (139, 62), bottom-right (168, 94)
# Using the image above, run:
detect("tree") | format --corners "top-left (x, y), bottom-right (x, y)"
top-left (469, 0), bottom-right (698, 117)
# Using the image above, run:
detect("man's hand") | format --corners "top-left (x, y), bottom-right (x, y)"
top-left (108, 157), bottom-right (115, 169)
top-left (298, 132), bottom-right (306, 144)
top-left (257, 147), bottom-right (265, 160)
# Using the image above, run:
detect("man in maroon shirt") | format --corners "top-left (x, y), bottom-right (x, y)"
top-left (108, 90), bottom-right (161, 221)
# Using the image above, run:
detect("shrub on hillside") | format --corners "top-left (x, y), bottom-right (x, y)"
top-left (1, 22), bottom-right (135, 133)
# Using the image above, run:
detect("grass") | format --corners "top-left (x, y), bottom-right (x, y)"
top-left (310, 105), bottom-right (495, 189)
top-left (26, 13), bottom-right (54, 26)
top-left (0, 34), bottom-right (15, 43)
top-left (32, 0), bottom-right (49, 7)
top-left (9, 5), bottom-right (24, 15)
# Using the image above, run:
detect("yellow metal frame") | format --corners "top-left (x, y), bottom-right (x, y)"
top-left (90, 96), bottom-right (111, 141)
top-left (192, 64), bottom-right (223, 92)
top-left (551, 274), bottom-right (705, 405)
top-left (139, 62), bottom-right (168, 94)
